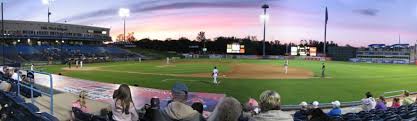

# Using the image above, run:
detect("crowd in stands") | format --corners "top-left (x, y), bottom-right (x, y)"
top-left (69, 81), bottom-right (417, 121)
top-left (2, 66), bottom-right (417, 121)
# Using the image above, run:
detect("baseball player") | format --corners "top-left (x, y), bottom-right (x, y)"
top-left (212, 66), bottom-right (219, 84)
top-left (321, 63), bottom-right (326, 78)
top-left (284, 60), bottom-right (289, 74)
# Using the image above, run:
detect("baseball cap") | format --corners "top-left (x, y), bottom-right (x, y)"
top-left (312, 101), bottom-right (319, 108)
top-left (299, 101), bottom-right (308, 106)
top-left (172, 82), bottom-right (189, 95)
top-left (331, 100), bottom-right (341, 107)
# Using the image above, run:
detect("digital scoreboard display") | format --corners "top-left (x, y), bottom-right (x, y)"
top-left (227, 43), bottom-right (245, 53)
top-left (290, 46), bottom-right (317, 56)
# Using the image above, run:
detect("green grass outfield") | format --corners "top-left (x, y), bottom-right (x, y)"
top-left (41, 59), bottom-right (417, 105)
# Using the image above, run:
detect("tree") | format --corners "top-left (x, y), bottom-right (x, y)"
top-left (197, 31), bottom-right (206, 53)
top-left (116, 34), bottom-right (124, 41)
top-left (126, 32), bottom-right (136, 42)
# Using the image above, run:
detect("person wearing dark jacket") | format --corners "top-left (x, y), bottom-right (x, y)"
top-left (308, 108), bottom-right (332, 121)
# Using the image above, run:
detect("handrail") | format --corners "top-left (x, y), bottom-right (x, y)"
top-left (17, 70), bottom-right (54, 115)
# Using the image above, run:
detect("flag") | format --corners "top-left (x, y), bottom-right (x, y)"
top-left (325, 7), bottom-right (328, 24)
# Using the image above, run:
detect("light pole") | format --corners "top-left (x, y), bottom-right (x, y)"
top-left (1, 2), bottom-right (4, 65)
top-left (119, 8), bottom-right (130, 42)
top-left (261, 4), bottom-right (269, 58)
top-left (42, 0), bottom-right (54, 23)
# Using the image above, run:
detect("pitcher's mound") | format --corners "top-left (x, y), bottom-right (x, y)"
top-left (185, 63), bottom-right (314, 79)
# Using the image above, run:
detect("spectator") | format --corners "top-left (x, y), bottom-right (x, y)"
top-left (112, 84), bottom-right (139, 121)
top-left (207, 97), bottom-right (242, 121)
top-left (308, 108), bottom-right (332, 121)
top-left (327, 101), bottom-right (341, 117)
top-left (361, 92), bottom-right (376, 111)
top-left (375, 96), bottom-right (387, 111)
top-left (191, 102), bottom-right (204, 114)
top-left (73, 90), bottom-right (89, 112)
top-left (11, 69), bottom-right (19, 81)
top-left (249, 90), bottom-right (293, 121)
top-left (402, 91), bottom-right (414, 105)
top-left (293, 101), bottom-right (309, 120)
top-left (391, 97), bottom-right (401, 108)
top-left (0, 80), bottom-right (11, 92)
top-left (161, 83), bottom-right (201, 121)
top-left (312, 101), bottom-right (319, 109)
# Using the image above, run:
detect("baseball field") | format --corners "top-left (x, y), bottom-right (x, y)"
top-left (41, 59), bottom-right (417, 105)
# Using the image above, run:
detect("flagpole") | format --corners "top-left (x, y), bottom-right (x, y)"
top-left (324, 7), bottom-right (328, 56)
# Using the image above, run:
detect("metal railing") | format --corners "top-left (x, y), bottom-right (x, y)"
top-left (17, 70), bottom-right (54, 115)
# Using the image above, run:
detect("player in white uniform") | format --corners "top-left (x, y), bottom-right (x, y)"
top-left (284, 60), bottom-right (289, 74)
top-left (212, 66), bottom-right (219, 84)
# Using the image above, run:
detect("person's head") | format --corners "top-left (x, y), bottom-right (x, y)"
top-left (393, 97), bottom-right (400, 103)
top-left (211, 97), bottom-right (242, 121)
top-left (312, 101), bottom-right (319, 109)
top-left (378, 96), bottom-right (385, 102)
top-left (331, 101), bottom-right (341, 108)
top-left (214, 66), bottom-right (217, 69)
top-left (191, 102), bottom-right (204, 114)
top-left (404, 91), bottom-right (410, 97)
top-left (259, 90), bottom-right (281, 111)
top-left (365, 92), bottom-right (373, 98)
top-left (299, 101), bottom-right (308, 110)
top-left (113, 84), bottom-right (133, 114)
top-left (171, 83), bottom-right (189, 103)
top-left (78, 90), bottom-right (88, 107)
top-left (0, 81), bottom-right (11, 92)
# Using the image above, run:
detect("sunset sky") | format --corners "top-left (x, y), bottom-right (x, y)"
top-left (4, 0), bottom-right (417, 46)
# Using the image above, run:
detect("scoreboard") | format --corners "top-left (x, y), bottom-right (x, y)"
top-left (227, 43), bottom-right (245, 54)
top-left (290, 46), bottom-right (317, 56)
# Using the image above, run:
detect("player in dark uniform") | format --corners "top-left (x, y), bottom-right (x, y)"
top-left (321, 63), bottom-right (325, 78)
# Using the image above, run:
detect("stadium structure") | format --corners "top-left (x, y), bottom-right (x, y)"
top-left (351, 44), bottom-right (416, 64)
top-left (0, 20), bottom-right (139, 66)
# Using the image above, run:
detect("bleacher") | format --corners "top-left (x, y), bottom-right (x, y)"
top-left (0, 73), bottom-right (58, 121)
top-left (0, 44), bottom-right (140, 63)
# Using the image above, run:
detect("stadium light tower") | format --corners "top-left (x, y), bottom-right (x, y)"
top-left (119, 8), bottom-right (130, 42)
top-left (261, 4), bottom-right (269, 58)
top-left (42, 0), bottom-right (54, 23)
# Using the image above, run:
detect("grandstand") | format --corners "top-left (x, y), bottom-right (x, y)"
top-left (0, 20), bottom-right (140, 65)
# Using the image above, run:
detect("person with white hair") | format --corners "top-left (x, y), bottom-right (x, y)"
top-left (327, 100), bottom-right (342, 117)
top-left (249, 90), bottom-right (293, 121)
top-left (207, 97), bottom-right (242, 121)
top-left (293, 101), bottom-right (309, 120)
top-left (312, 101), bottom-right (319, 109)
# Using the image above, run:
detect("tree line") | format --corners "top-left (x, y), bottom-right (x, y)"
top-left (130, 32), bottom-right (338, 55)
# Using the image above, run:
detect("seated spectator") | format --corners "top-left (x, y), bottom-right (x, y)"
top-left (249, 90), bottom-right (293, 121)
top-left (308, 108), bottom-right (332, 121)
top-left (11, 69), bottom-right (19, 81)
top-left (207, 97), bottom-right (242, 121)
top-left (327, 101), bottom-right (341, 117)
top-left (402, 91), bottom-right (414, 105)
top-left (391, 97), bottom-right (401, 108)
top-left (0, 80), bottom-right (11, 92)
top-left (112, 84), bottom-right (139, 121)
top-left (361, 92), bottom-right (376, 111)
top-left (293, 101), bottom-right (309, 120)
top-left (191, 102), bottom-right (204, 114)
top-left (375, 96), bottom-right (387, 111)
top-left (162, 83), bottom-right (201, 121)
top-left (73, 90), bottom-right (89, 112)
top-left (70, 90), bottom-right (89, 120)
